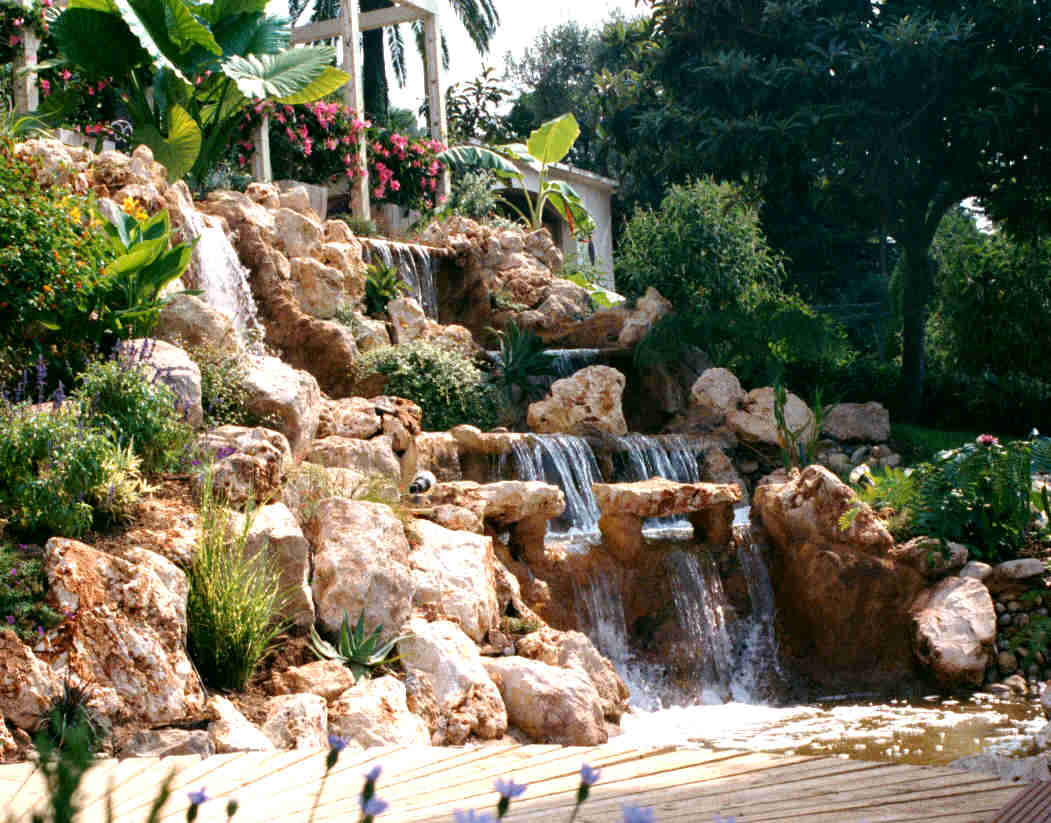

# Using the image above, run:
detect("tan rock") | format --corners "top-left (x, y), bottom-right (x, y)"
top-left (290, 257), bottom-right (346, 319)
top-left (196, 425), bottom-right (292, 507)
top-left (328, 676), bottom-right (430, 746)
top-left (323, 219), bottom-right (354, 243)
top-left (482, 656), bottom-right (606, 745)
top-left (527, 366), bottom-right (627, 436)
top-left (274, 207), bottom-right (323, 259)
top-left (241, 355), bottom-right (321, 457)
top-left (306, 435), bottom-right (401, 484)
top-left (593, 479), bottom-right (740, 519)
top-left (15, 138), bottom-right (76, 186)
top-left (412, 504), bottom-right (483, 534)
top-left (271, 661), bottom-right (356, 702)
top-left (45, 539), bottom-right (206, 724)
top-left (347, 312), bottom-right (390, 351)
top-left (822, 402), bottom-right (891, 443)
top-left (121, 729), bottom-right (214, 759)
top-left (0, 629), bottom-right (61, 730)
top-left (320, 241), bottom-right (366, 306)
top-left (912, 577), bottom-right (996, 687)
top-left (318, 396), bottom-right (383, 440)
top-left (388, 296), bottom-right (429, 344)
top-left (890, 537), bottom-right (969, 579)
top-left (449, 426), bottom-right (522, 456)
top-left (516, 627), bottom-right (629, 721)
top-left (415, 432), bottom-right (463, 481)
top-left (156, 293), bottom-right (242, 357)
top-left (410, 520), bottom-right (500, 643)
top-left (202, 189), bottom-right (276, 242)
top-left (306, 499), bottom-right (414, 637)
top-left (728, 387), bottom-right (816, 446)
top-left (261, 693), bottom-right (328, 750)
top-left (277, 185), bottom-right (315, 217)
top-left (206, 695), bottom-right (275, 753)
top-left (618, 287), bottom-right (673, 348)
top-left (246, 182), bottom-right (281, 209)
top-left (398, 618), bottom-right (507, 744)
top-left (690, 368), bottom-right (746, 420)
top-left (0, 712), bottom-right (18, 761)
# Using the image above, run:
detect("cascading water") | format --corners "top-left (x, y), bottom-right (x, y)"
top-left (511, 435), bottom-right (603, 538)
top-left (178, 207), bottom-right (262, 345)
top-left (615, 434), bottom-right (703, 534)
top-left (362, 238), bottom-right (439, 319)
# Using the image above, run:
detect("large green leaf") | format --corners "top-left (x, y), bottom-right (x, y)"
top-left (132, 104), bottom-right (201, 181)
top-left (214, 13), bottom-right (289, 57)
top-left (112, 0), bottom-right (189, 82)
top-left (68, 0), bottom-right (118, 10)
top-left (544, 179), bottom-right (596, 238)
top-left (162, 0), bottom-right (221, 56)
top-left (275, 65), bottom-right (348, 104)
top-left (221, 46), bottom-right (336, 101)
top-left (438, 145), bottom-right (522, 182)
top-left (50, 8), bottom-right (148, 77)
top-left (191, 0), bottom-right (267, 24)
top-left (526, 113), bottom-right (580, 166)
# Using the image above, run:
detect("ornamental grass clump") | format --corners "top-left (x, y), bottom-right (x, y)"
top-left (186, 469), bottom-right (288, 691)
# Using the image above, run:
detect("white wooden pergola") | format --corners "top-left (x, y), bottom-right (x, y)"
top-left (267, 0), bottom-right (448, 220)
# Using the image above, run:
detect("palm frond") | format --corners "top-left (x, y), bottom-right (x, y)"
top-left (387, 23), bottom-right (406, 88)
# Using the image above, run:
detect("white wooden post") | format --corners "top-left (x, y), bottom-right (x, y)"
top-left (252, 111), bottom-right (272, 182)
top-left (422, 12), bottom-right (450, 201)
top-left (13, 30), bottom-right (40, 114)
top-left (341, 0), bottom-right (370, 221)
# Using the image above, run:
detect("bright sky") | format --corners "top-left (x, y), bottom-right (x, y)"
top-left (387, 0), bottom-right (648, 112)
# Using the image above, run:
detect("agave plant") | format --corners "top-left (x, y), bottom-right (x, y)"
top-left (308, 610), bottom-right (410, 680)
top-left (492, 319), bottom-right (554, 408)
top-left (364, 262), bottom-right (409, 318)
top-left (45, 0), bottom-right (348, 186)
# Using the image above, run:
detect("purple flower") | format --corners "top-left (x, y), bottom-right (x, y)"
top-left (328, 734), bottom-right (347, 752)
top-left (187, 788), bottom-right (209, 806)
top-left (453, 812), bottom-right (495, 823)
top-left (579, 764), bottom-right (601, 786)
top-left (215, 446), bottom-right (236, 460)
top-left (494, 778), bottom-right (527, 800)
top-left (622, 806), bottom-right (655, 823)
top-left (360, 797), bottom-right (388, 817)
top-left (9, 568), bottom-right (16, 576)
top-left (5, 616), bottom-right (14, 625)
top-left (364, 765), bottom-right (382, 783)
top-left (712, 816), bottom-right (736, 823)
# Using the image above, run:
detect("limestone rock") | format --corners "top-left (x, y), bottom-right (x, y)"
top-left (0, 713), bottom-right (18, 761)
top-left (822, 402), bottom-right (891, 443)
top-left (991, 558), bottom-right (1046, 583)
top-left (290, 257), bottom-right (346, 319)
top-left (271, 661), bottom-right (356, 702)
top-left (515, 627), bottom-right (629, 721)
top-left (274, 207), bottom-right (323, 259)
top-left (690, 368), bottom-right (745, 420)
top-left (246, 182), bottom-right (281, 209)
top-left (592, 479), bottom-right (740, 519)
top-left (728, 387), bottom-right (816, 446)
top-left (449, 426), bottom-right (522, 456)
top-left (306, 435), bottom-right (401, 484)
top-left (44, 539), bottom-right (206, 724)
top-left (388, 296), bottom-right (429, 344)
top-left (276, 184), bottom-right (315, 217)
top-left (959, 562), bottom-right (994, 582)
top-left (890, 537), bottom-right (969, 579)
top-left (482, 656), bottom-right (606, 745)
top-left (231, 503), bottom-right (314, 628)
top-left (121, 729), bottom-right (214, 758)
top-left (319, 241), bottom-right (367, 304)
top-left (412, 504), bottom-right (483, 534)
top-left (202, 189), bottom-right (276, 243)
top-left (196, 426), bottom-right (292, 507)
top-left (127, 338), bottom-right (203, 427)
top-left (318, 396), bottom-right (383, 440)
top-left (410, 520), bottom-right (500, 643)
top-left (207, 696), bottom-right (275, 753)
top-left (414, 432), bottom-right (462, 482)
top-left (527, 366), bottom-right (627, 436)
top-left (348, 313), bottom-right (390, 351)
top-left (156, 293), bottom-right (242, 357)
top-left (15, 138), bottom-right (76, 186)
top-left (241, 355), bottom-right (321, 457)
top-left (618, 287), bottom-right (673, 348)
top-left (306, 499), bottom-right (414, 637)
top-left (398, 618), bottom-right (507, 744)
top-left (0, 629), bottom-right (61, 730)
top-left (261, 693), bottom-right (328, 750)
top-left (327, 676), bottom-right (430, 746)
top-left (912, 577), bottom-right (996, 687)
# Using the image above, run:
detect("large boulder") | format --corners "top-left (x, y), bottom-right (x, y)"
top-left (388, 296), bottom-right (429, 344)
top-left (527, 366), bottom-right (628, 436)
top-left (273, 207), bottom-right (323, 259)
top-left (690, 368), bottom-right (745, 421)
top-left (617, 287), bottom-right (672, 348)
top-left (230, 503), bottom-right (314, 629)
top-left (121, 729), bottom-right (214, 759)
top-left (271, 661), bottom-right (356, 702)
top-left (515, 627), bottom-right (629, 721)
top-left (196, 426), bottom-right (292, 507)
top-left (327, 676), bottom-right (430, 746)
top-left (0, 630), bottom-right (61, 730)
top-left (305, 499), bottom-right (414, 636)
top-left (44, 539), bottom-right (206, 724)
top-left (409, 520), bottom-right (500, 643)
top-left (911, 577), bottom-right (996, 687)
top-left (289, 257), bottom-right (346, 319)
top-left (822, 402), bottom-right (891, 443)
top-left (398, 618), bottom-right (507, 744)
top-left (305, 435), bottom-right (402, 485)
top-left (241, 356), bottom-right (321, 457)
top-left (890, 537), bottom-right (969, 579)
top-left (728, 387), bottom-right (815, 446)
top-left (482, 656), bottom-right (607, 745)
top-left (753, 466), bottom-right (926, 688)
top-left (156, 293), bottom-right (242, 357)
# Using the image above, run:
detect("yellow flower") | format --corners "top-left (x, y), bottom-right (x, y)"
top-left (134, 207), bottom-right (149, 222)
top-left (121, 196), bottom-right (139, 216)
top-left (68, 206), bottom-right (81, 223)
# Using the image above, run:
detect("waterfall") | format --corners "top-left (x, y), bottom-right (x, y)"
top-left (579, 572), bottom-right (631, 665)
top-left (667, 550), bottom-right (734, 700)
top-left (615, 434), bottom-right (702, 534)
top-left (362, 239), bottom-right (439, 319)
top-left (731, 524), bottom-right (788, 702)
top-left (511, 434), bottom-right (603, 538)
top-left (178, 207), bottom-right (262, 345)
top-left (549, 349), bottom-right (601, 378)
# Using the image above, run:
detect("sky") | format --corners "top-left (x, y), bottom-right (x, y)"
top-left (387, 0), bottom-right (647, 112)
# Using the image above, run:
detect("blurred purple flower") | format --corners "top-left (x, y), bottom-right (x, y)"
top-left (494, 778), bottom-right (527, 800)
top-left (361, 797), bottom-right (388, 817)
top-left (622, 806), bottom-right (655, 823)
top-left (580, 764), bottom-right (601, 786)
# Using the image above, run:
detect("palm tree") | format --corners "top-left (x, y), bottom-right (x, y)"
top-left (289, 0), bottom-right (499, 125)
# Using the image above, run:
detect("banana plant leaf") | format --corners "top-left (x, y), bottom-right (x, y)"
top-left (437, 145), bottom-right (521, 182)
top-left (544, 180), bottom-right (596, 238)
top-left (526, 113), bottom-right (579, 166)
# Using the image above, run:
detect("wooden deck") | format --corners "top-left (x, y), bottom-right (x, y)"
top-left (0, 743), bottom-right (1032, 823)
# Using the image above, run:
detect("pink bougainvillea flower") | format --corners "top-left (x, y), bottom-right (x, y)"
top-left (60, 69), bottom-right (71, 81)
top-left (9, 34), bottom-right (21, 47)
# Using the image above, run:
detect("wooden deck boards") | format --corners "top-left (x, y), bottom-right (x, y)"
top-left (0, 743), bottom-right (1031, 823)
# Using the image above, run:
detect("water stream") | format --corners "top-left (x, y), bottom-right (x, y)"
top-left (362, 238), bottom-right (439, 319)
top-left (511, 434), bottom-right (603, 538)
top-left (614, 434), bottom-right (702, 535)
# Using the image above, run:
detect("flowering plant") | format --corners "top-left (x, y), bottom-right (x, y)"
top-left (0, 0), bottom-right (48, 65)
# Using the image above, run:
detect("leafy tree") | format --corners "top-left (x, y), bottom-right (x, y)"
top-left (613, 0), bottom-right (1051, 415)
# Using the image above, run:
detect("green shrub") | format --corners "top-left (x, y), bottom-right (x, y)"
top-left (339, 215), bottom-right (378, 237)
top-left (354, 341), bottom-right (500, 431)
top-left (183, 341), bottom-right (267, 429)
top-left (0, 402), bottom-right (142, 539)
top-left (890, 424), bottom-right (984, 465)
top-left (446, 169), bottom-right (499, 221)
top-left (0, 542), bottom-right (62, 642)
top-left (37, 680), bottom-right (109, 755)
top-left (364, 262), bottom-right (409, 318)
top-left (76, 344), bottom-right (193, 474)
top-left (186, 470), bottom-right (288, 691)
top-left (853, 467), bottom-right (919, 541)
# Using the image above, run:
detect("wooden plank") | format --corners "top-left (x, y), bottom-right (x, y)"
top-left (13, 30), bottom-right (40, 114)
top-left (422, 11), bottom-right (449, 200)
top-left (105, 753), bottom-right (245, 819)
top-left (290, 17), bottom-right (342, 43)
top-left (360, 6), bottom-right (425, 31)
top-left (339, 0), bottom-right (369, 221)
top-left (992, 780), bottom-right (1051, 823)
